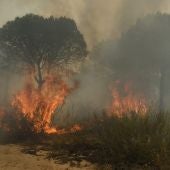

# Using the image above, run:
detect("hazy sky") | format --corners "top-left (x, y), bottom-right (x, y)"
top-left (0, 0), bottom-right (170, 48)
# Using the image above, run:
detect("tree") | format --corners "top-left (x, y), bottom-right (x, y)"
top-left (0, 14), bottom-right (87, 88)
top-left (114, 13), bottom-right (170, 112)
top-left (0, 45), bottom-right (19, 104)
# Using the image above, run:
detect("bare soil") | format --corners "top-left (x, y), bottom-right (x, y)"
top-left (0, 144), bottom-right (96, 170)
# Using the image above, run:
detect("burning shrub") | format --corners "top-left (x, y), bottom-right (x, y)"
top-left (108, 80), bottom-right (148, 117)
top-left (11, 73), bottom-right (71, 134)
top-left (0, 71), bottom-right (80, 138)
top-left (13, 73), bottom-right (80, 135)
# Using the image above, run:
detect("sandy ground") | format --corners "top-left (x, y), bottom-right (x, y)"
top-left (0, 144), bottom-right (96, 170)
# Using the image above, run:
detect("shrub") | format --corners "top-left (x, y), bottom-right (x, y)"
top-left (94, 112), bottom-right (170, 168)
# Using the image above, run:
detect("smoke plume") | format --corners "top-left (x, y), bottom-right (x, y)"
top-left (0, 0), bottom-right (170, 48)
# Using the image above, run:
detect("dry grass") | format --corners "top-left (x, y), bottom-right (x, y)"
top-left (1, 111), bottom-right (170, 169)
top-left (48, 112), bottom-right (170, 169)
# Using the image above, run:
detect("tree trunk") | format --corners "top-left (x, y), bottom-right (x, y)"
top-left (159, 67), bottom-right (166, 112)
top-left (35, 63), bottom-right (44, 89)
top-left (2, 70), bottom-right (10, 105)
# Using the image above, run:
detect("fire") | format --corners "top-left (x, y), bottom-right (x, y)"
top-left (11, 72), bottom-right (74, 134)
top-left (109, 81), bottom-right (148, 117)
top-left (70, 124), bottom-right (82, 133)
top-left (46, 124), bottom-right (82, 135)
top-left (0, 69), bottom-right (148, 135)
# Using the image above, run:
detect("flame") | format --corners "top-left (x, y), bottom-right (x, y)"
top-left (70, 124), bottom-right (82, 133)
top-left (11, 72), bottom-right (73, 134)
top-left (0, 69), bottom-right (148, 134)
top-left (109, 81), bottom-right (148, 117)
top-left (45, 124), bottom-right (82, 135)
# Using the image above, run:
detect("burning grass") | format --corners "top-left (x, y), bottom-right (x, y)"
top-left (108, 80), bottom-right (148, 117)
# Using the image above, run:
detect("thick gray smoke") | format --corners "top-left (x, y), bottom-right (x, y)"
top-left (63, 12), bottom-right (170, 117)
top-left (0, 0), bottom-right (170, 48)
top-left (0, 1), bottom-right (170, 121)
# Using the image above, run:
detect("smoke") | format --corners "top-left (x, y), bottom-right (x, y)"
top-left (0, 0), bottom-right (170, 48)
top-left (0, 0), bottom-right (170, 120)
top-left (59, 60), bottom-right (113, 121)
top-left (63, 12), bottom-right (170, 116)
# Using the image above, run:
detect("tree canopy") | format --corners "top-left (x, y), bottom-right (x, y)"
top-left (115, 13), bottom-right (170, 73)
top-left (0, 14), bottom-right (87, 87)
top-left (91, 13), bottom-right (170, 111)
top-left (113, 13), bottom-right (170, 111)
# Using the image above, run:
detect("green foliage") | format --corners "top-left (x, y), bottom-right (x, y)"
top-left (0, 14), bottom-right (87, 69)
top-left (0, 14), bottom-right (87, 88)
top-left (115, 13), bottom-right (170, 72)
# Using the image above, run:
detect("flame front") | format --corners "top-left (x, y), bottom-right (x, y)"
top-left (11, 73), bottom-right (70, 134)
top-left (1, 71), bottom-right (148, 134)
top-left (109, 81), bottom-right (148, 117)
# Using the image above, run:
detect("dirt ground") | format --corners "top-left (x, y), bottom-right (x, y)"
top-left (0, 144), bottom-right (96, 170)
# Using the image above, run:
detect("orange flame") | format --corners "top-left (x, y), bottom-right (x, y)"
top-left (46, 124), bottom-right (82, 135)
top-left (11, 72), bottom-right (73, 134)
top-left (109, 81), bottom-right (148, 117)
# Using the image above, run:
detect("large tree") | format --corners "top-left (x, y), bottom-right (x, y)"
top-left (113, 13), bottom-right (170, 111)
top-left (0, 14), bottom-right (87, 88)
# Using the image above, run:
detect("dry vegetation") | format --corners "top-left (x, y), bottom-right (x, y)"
top-left (1, 111), bottom-right (169, 169)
